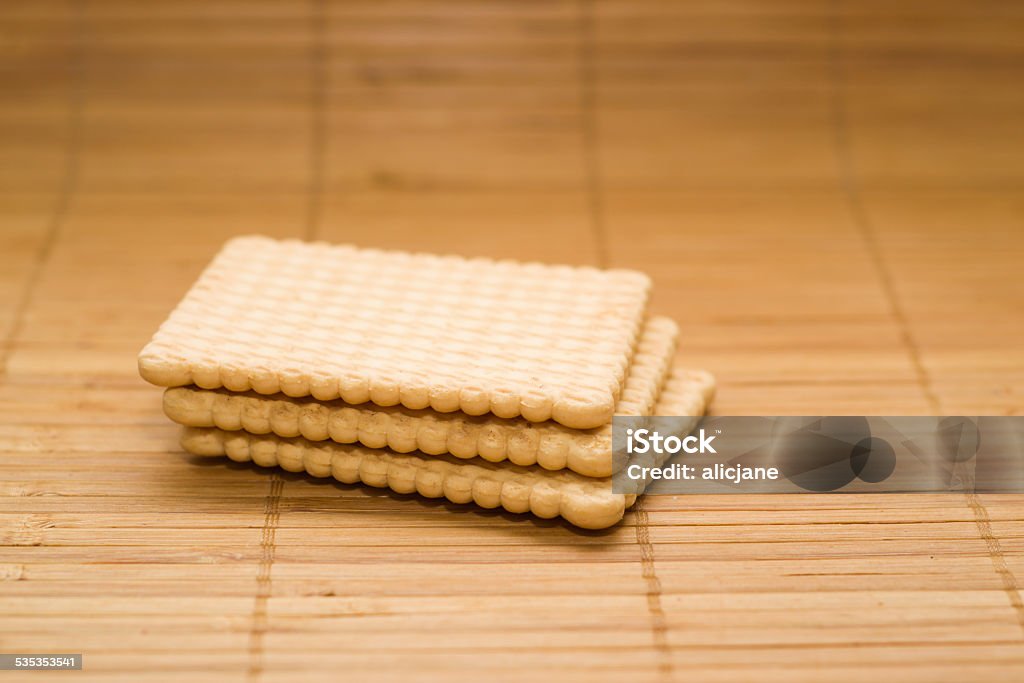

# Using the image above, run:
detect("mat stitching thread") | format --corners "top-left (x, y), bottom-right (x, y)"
top-left (633, 498), bottom-right (675, 679)
top-left (577, 1), bottom-right (673, 674)
top-left (247, 474), bottom-right (284, 680)
top-left (1, 0), bottom-right (84, 376)
top-left (305, 0), bottom-right (327, 241)
top-left (827, 0), bottom-right (1024, 638)
top-left (576, 0), bottom-right (674, 675)
top-left (577, 0), bottom-right (609, 269)
top-left (247, 2), bottom-right (322, 668)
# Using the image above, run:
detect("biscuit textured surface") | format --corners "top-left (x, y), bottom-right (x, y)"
top-left (179, 367), bottom-right (715, 529)
top-left (164, 317), bottom-right (679, 478)
top-left (139, 236), bottom-right (651, 429)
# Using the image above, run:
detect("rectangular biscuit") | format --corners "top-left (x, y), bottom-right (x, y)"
top-left (163, 317), bottom-right (679, 478)
top-left (179, 366), bottom-right (715, 530)
top-left (139, 236), bottom-right (651, 429)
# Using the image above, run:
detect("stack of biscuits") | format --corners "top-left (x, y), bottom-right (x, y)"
top-left (138, 236), bottom-right (715, 528)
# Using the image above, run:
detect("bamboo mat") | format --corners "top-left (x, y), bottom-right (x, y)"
top-left (2, 1), bottom-right (1023, 681)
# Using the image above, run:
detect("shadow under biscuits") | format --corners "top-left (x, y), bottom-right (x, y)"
top-left (182, 452), bottom-right (624, 539)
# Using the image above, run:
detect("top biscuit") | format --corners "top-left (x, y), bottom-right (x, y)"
top-left (138, 236), bottom-right (651, 429)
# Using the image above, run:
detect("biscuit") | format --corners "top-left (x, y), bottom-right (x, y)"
top-left (163, 317), bottom-right (678, 478)
top-left (139, 236), bottom-right (651, 429)
top-left (179, 367), bottom-right (715, 529)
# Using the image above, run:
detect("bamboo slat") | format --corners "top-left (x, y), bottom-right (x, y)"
top-left (1, 1), bottom-right (1022, 681)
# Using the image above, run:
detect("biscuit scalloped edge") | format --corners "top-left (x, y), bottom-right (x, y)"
top-left (178, 367), bottom-right (716, 530)
top-left (180, 427), bottom-right (630, 530)
top-left (137, 235), bottom-right (652, 430)
top-left (162, 316), bottom-right (681, 478)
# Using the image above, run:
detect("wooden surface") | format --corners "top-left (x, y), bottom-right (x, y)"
top-left (2, 1), bottom-right (1023, 681)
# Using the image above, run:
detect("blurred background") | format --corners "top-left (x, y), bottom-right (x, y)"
top-left (2, 0), bottom-right (1022, 415)
top-left (1, 2), bottom-right (1023, 681)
